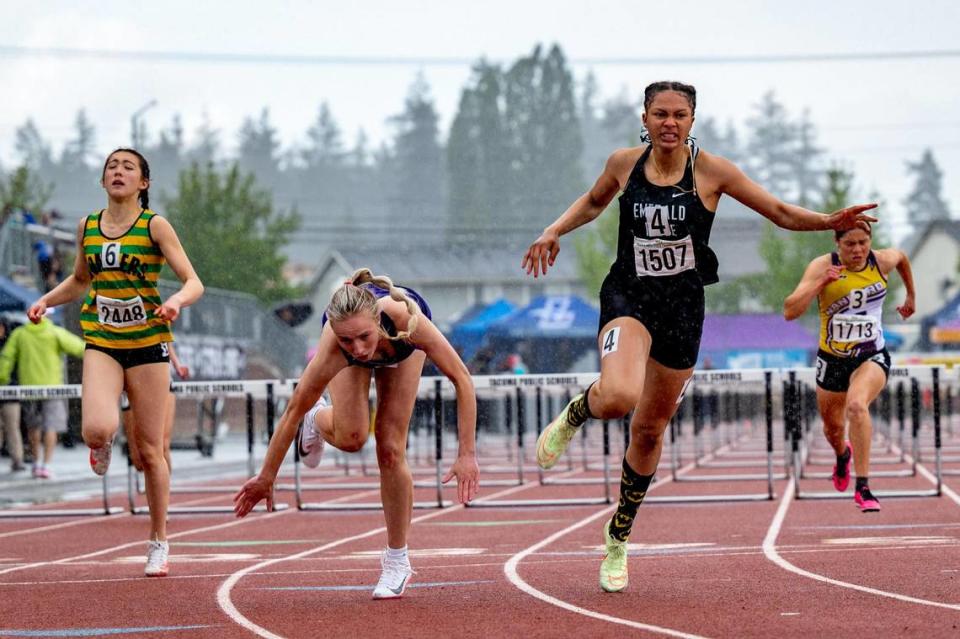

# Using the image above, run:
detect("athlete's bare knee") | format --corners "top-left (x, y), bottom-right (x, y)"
top-left (631, 422), bottom-right (665, 454)
top-left (845, 400), bottom-right (869, 424)
top-left (376, 440), bottom-right (407, 471)
top-left (138, 446), bottom-right (167, 473)
top-left (330, 419), bottom-right (369, 452)
top-left (594, 385), bottom-right (639, 418)
top-left (82, 424), bottom-right (114, 449)
top-left (335, 432), bottom-right (367, 453)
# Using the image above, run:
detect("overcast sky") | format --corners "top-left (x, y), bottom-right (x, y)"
top-left (2, 0), bottom-right (958, 240)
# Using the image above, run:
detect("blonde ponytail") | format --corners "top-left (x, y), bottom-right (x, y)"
top-left (326, 268), bottom-right (420, 341)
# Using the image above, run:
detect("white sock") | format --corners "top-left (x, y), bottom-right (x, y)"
top-left (386, 546), bottom-right (408, 561)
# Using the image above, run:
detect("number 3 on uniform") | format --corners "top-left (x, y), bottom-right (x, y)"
top-left (601, 327), bottom-right (620, 358)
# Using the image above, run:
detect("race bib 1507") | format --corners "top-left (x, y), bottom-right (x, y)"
top-left (633, 235), bottom-right (696, 277)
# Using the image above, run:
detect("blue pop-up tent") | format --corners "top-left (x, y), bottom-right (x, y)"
top-left (0, 276), bottom-right (42, 313)
top-left (485, 295), bottom-right (600, 372)
top-left (448, 299), bottom-right (517, 361)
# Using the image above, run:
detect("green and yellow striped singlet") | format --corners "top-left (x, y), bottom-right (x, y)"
top-left (79, 209), bottom-right (173, 348)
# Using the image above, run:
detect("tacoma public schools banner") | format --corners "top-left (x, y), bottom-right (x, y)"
top-left (173, 335), bottom-right (247, 381)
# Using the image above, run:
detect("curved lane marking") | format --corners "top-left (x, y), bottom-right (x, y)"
top-left (503, 461), bottom-right (712, 639)
top-left (216, 479), bottom-right (555, 638)
top-left (762, 477), bottom-right (960, 612)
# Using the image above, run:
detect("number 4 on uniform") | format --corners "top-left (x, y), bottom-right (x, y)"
top-left (602, 327), bottom-right (620, 358)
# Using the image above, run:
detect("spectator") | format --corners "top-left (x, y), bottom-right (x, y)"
top-left (0, 313), bottom-right (85, 478)
top-left (41, 248), bottom-right (64, 292)
top-left (469, 346), bottom-right (496, 375)
top-left (0, 316), bottom-right (25, 472)
top-left (503, 353), bottom-right (529, 375)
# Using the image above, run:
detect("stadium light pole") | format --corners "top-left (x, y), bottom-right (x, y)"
top-left (130, 99), bottom-right (157, 148)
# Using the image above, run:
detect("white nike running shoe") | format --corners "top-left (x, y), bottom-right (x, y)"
top-left (297, 397), bottom-right (328, 469)
top-left (372, 550), bottom-right (414, 599)
top-left (144, 540), bottom-right (169, 577)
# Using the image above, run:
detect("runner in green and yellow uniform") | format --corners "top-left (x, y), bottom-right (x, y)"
top-left (29, 148), bottom-right (203, 577)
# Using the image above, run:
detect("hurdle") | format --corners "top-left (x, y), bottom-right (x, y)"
top-left (0, 384), bottom-right (125, 518)
top-left (294, 378), bottom-right (456, 510)
top-left (128, 379), bottom-right (291, 515)
top-left (459, 372), bottom-right (614, 507)
top-left (646, 369), bottom-right (780, 503)
top-left (790, 365), bottom-right (943, 500)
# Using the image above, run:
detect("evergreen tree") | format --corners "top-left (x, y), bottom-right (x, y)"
top-left (745, 92), bottom-right (798, 199)
top-left (573, 201), bottom-right (618, 296)
top-left (793, 111), bottom-right (825, 208)
top-left (60, 110), bottom-right (97, 168)
top-left (162, 163), bottom-right (301, 303)
top-left (751, 166), bottom-right (853, 313)
top-left (0, 165), bottom-right (53, 223)
top-left (237, 108), bottom-right (281, 189)
top-left (903, 148), bottom-right (951, 227)
top-left (301, 102), bottom-right (345, 170)
top-left (579, 71), bottom-right (609, 178)
top-left (601, 88), bottom-right (643, 148)
top-left (147, 115), bottom-right (186, 201)
top-left (14, 119), bottom-right (55, 175)
top-left (446, 60), bottom-right (510, 238)
top-left (52, 110), bottom-right (101, 214)
top-left (503, 44), bottom-right (584, 231)
top-left (187, 113), bottom-right (221, 167)
top-left (383, 73), bottom-right (446, 236)
top-left (693, 116), bottom-right (741, 163)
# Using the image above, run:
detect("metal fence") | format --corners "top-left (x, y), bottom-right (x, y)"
top-left (0, 216), bottom-right (306, 377)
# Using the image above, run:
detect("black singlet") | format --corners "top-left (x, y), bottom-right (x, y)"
top-left (611, 143), bottom-right (718, 285)
top-left (597, 142), bottom-right (718, 370)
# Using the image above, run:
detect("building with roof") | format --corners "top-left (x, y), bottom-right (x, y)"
top-left (298, 216), bottom-right (767, 342)
top-left (904, 218), bottom-right (960, 319)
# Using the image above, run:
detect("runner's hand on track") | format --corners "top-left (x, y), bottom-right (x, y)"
top-left (442, 455), bottom-right (480, 504)
top-left (233, 474), bottom-right (275, 517)
top-left (522, 230), bottom-right (560, 278)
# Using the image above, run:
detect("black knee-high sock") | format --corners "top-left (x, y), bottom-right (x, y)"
top-left (608, 458), bottom-right (654, 543)
top-left (836, 445), bottom-right (851, 477)
top-left (566, 382), bottom-right (598, 428)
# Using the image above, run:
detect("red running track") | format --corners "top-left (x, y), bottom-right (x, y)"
top-left (1, 458), bottom-right (959, 638)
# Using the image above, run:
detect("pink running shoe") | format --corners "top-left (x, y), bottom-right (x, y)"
top-left (831, 441), bottom-right (853, 492)
top-left (854, 485), bottom-right (881, 512)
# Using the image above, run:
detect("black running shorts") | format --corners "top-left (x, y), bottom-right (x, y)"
top-left (598, 271), bottom-right (704, 370)
top-left (815, 348), bottom-right (891, 393)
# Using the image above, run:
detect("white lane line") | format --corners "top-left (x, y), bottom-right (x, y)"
top-left (888, 443), bottom-right (960, 508)
top-left (0, 488), bottom-right (380, 577)
top-left (762, 477), bottom-right (960, 611)
top-left (0, 510), bottom-right (292, 576)
top-left (0, 492), bottom-right (238, 540)
top-left (916, 460), bottom-right (960, 507)
top-left (216, 478), bottom-right (549, 639)
top-left (503, 464), bottom-right (711, 639)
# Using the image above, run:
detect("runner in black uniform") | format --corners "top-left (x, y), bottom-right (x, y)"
top-left (600, 143), bottom-right (718, 370)
top-left (234, 268), bottom-right (479, 600)
top-left (522, 80), bottom-right (878, 593)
